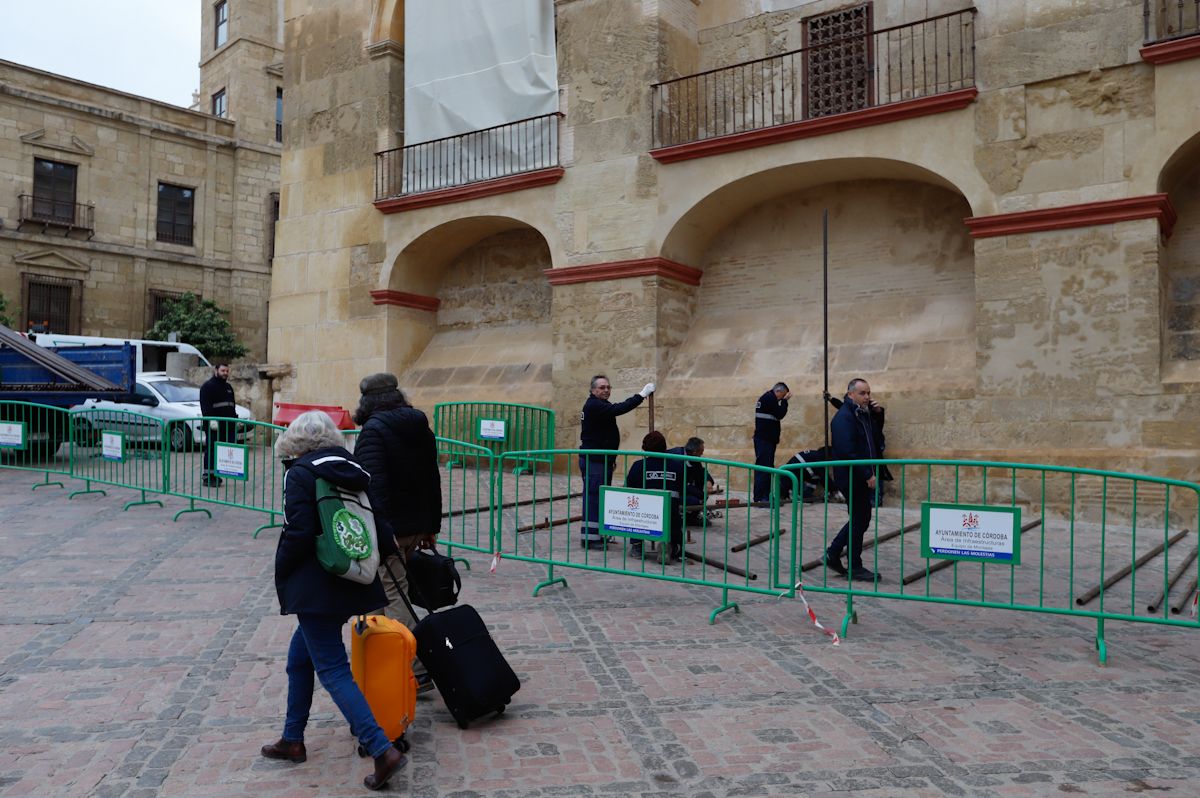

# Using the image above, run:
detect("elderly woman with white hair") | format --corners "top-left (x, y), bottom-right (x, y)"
top-left (260, 410), bottom-right (405, 791)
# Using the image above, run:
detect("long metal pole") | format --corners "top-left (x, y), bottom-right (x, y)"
top-left (822, 209), bottom-right (831, 453)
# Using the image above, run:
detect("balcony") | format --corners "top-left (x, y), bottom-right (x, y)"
top-left (17, 194), bottom-right (95, 239)
top-left (1142, 1), bottom-right (1200, 63)
top-left (650, 8), bottom-right (977, 161)
top-left (374, 113), bottom-right (564, 212)
top-left (1146, 0), bottom-right (1200, 42)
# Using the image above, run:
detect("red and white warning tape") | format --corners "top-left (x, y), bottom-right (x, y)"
top-left (780, 580), bottom-right (840, 645)
top-left (1191, 590), bottom-right (1197, 619)
top-left (490, 550), bottom-right (502, 573)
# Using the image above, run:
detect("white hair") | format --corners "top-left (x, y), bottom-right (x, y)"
top-left (275, 410), bottom-right (346, 460)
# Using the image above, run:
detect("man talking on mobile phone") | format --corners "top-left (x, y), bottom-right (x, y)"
top-left (824, 378), bottom-right (883, 583)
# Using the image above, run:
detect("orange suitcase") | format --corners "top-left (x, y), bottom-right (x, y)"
top-left (350, 614), bottom-right (417, 753)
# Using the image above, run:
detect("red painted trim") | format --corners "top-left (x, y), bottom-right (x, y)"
top-left (374, 167), bottom-right (564, 214)
top-left (369, 289), bottom-right (441, 311)
top-left (1141, 35), bottom-right (1200, 65)
top-left (964, 194), bottom-right (1178, 240)
top-left (649, 88), bottom-right (978, 164)
top-left (544, 257), bottom-right (702, 287)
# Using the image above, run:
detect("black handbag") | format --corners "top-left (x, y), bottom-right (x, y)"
top-left (406, 546), bottom-right (462, 611)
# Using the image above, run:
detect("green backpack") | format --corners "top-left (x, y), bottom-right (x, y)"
top-left (312, 476), bottom-right (380, 585)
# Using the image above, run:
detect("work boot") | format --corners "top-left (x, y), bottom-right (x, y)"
top-left (823, 552), bottom-right (848, 576)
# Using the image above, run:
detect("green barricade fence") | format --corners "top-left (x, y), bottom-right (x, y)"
top-left (162, 417), bottom-right (285, 535)
top-left (786, 458), bottom-right (1200, 663)
top-left (0, 401), bottom-right (75, 490)
top-left (342, 428), bottom-right (359, 453)
top-left (438, 436), bottom-right (496, 558)
top-left (433, 401), bottom-right (554, 475)
top-left (493, 447), bottom-right (801, 623)
top-left (67, 407), bottom-right (167, 510)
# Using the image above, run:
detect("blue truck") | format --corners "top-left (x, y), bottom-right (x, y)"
top-left (0, 324), bottom-right (137, 460)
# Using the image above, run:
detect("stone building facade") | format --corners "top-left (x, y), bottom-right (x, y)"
top-left (269, 0), bottom-right (1200, 481)
top-left (0, 0), bottom-right (282, 360)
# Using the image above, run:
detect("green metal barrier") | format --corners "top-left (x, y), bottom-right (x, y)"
top-left (433, 401), bottom-right (554, 475)
top-left (788, 458), bottom-right (1200, 663)
top-left (437, 436), bottom-right (496, 561)
top-left (161, 417), bottom-right (284, 535)
top-left (67, 407), bottom-right (166, 510)
top-left (494, 447), bottom-right (801, 623)
top-left (0, 401), bottom-right (75, 490)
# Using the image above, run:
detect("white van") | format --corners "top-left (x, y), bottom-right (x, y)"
top-left (30, 333), bottom-right (212, 372)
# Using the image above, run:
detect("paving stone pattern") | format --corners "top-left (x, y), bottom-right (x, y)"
top-left (1, 469), bottom-right (1199, 797)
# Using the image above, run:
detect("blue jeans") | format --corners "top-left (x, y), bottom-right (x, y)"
top-left (282, 613), bottom-right (392, 758)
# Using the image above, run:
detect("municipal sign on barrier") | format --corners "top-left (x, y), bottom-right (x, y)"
top-left (600, 485), bottom-right (668, 542)
top-left (921, 501), bottom-right (1021, 564)
top-left (478, 419), bottom-right (506, 441)
top-left (0, 421), bottom-right (26, 449)
top-left (101, 431), bottom-right (125, 461)
top-left (215, 443), bottom-right (248, 480)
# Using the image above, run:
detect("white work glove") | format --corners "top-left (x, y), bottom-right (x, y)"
top-left (639, 382), bottom-right (656, 398)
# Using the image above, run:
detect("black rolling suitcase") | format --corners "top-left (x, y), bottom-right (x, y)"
top-left (389, 557), bottom-right (521, 729)
top-left (414, 603), bottom-right (521, 729)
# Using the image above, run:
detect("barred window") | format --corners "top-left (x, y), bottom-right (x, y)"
top-left (147, 289), bottom-right (185, 330)
top-left (23, 273), bottom-right (82, 334)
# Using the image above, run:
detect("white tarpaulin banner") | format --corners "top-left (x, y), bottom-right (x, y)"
top-left (402, 0), bottom-right (558, 191)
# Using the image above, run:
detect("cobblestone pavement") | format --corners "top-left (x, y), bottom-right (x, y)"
top-left (2, 468), bottom-right (1200, 797)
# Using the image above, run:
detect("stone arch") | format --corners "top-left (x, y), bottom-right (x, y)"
top-left (384, 215), bottom-right (555, 406)
top-left (659, 157), bottom-right (976, 269)
top-left (656, 162), bottom-right (977, 458)
top-left (1159, 132), bottom-right (1200, 382)
top-left (369, 0), bottom-right (404, 46)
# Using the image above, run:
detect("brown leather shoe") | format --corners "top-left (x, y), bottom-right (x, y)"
top-left (260, 738), bottom-right (306, 763)
top-left (363, 746), bottom-right (406, 791)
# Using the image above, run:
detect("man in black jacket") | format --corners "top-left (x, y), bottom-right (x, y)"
top-left (667, 436), bottom-right (715, 524)
top-left (824, 378), bottom-right (882, 583)
top-left (579, 374), bottom-right (654, 550)
top-left (625, 431), bottom-right (685, 563)
top-left (352, 373), bottom-right (442, 689)
top-left (752, 382), bottom-right (791, 502)
top-left (199, 363), bottom-right (238, 487)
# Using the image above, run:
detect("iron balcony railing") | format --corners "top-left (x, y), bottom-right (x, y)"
top-left (18, 194), bottom-right (95, 236)
top-left (1145, 0), bottom-right (1200, 42)
top-left (375, 112), bottom-right (562, 201)
top-left (651, 8), bottom-right (977, 150)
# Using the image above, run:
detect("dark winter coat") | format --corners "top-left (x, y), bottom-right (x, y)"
top-left (353, 407), bottom-right (442, 542)
top-left (624, 455), bottom-right (685, 544)
top-left (830, 396), bottom-right (880, 489)
top-left (580, 392), bottom-right (644, 454)
top-left (753, 390), bottom-right (788, 444)
top-left (667, 445), bottom-right (711, 502)
top-left (199, 376), bottom-right (237, 419)
top-left (274, 446), bottom-right (388, 616)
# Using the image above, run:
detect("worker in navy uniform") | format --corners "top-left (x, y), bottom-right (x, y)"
top-left (200, 363), bottom-right (238, 487)
top-left (625, 431), bottom-right (685, 564)
top-left (579, 375), bottom-right (654, 550)
top-left (824, 378), bottom-right (883, 583)
top-left (667, 436), bottom-right (716, 525)
top-left (751, 382), bottom-right (791, 503)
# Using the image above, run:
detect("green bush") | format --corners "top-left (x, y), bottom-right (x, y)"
top-left (0, 293), bottom-right (12, 329)
top-left (146, 292), bottom-right (248, 361)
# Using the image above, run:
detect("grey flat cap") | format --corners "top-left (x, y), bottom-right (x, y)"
top-left (359, 372), bottom-right (399, 396)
